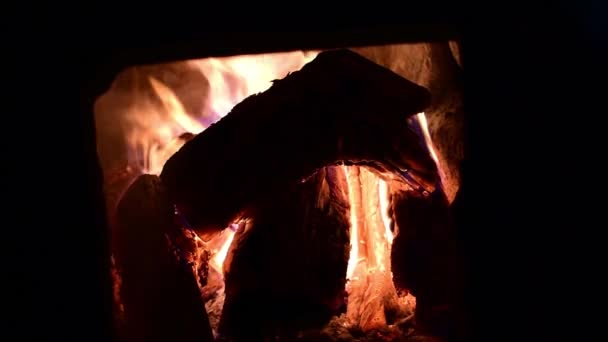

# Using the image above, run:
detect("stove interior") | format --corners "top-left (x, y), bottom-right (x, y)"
top-left (94, 42), bottom-right (464, 342)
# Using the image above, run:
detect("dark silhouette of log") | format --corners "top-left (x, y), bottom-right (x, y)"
top-left (160, 48), bottom-right (437, 235)
top-left (389, 186), bottom-right (464, 340)
top-left (218, 166), bottom-right (351, 341)
top-left (113, 174), bottom-right (213, 342)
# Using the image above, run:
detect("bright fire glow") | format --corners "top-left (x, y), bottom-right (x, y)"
top-left (344, 165), bottom-right (360, 280)
top-left (100, 50), bottom-right (319, 176)
top-left (378, 179), bottom-right (393, 244)
top-left (191, 52), bottom-right (319, 118)
top-left (411, 111), bottom-right (448, 193)
top-left (98, 52), bottom-right (321, 323)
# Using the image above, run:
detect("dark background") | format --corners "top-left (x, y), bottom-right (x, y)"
top-left (4, 2), bottom-right (607, 340)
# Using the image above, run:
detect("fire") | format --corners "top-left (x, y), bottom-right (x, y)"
top-left (104, 49), bottom-right (319, 273)
top-left (101, 49), bottom-right (433, 335)
top-left (410, 112), bottom-right (447, 191)
top-left (190, 51), bottom-right (319, 118)
top-left (412, 112), bottom-right (439, 164)
top-left (174, 52), bottom-right (317, 276)
top-left (98, 51), bottom-right (320, 333)
top-left (378, 179), bottom-right (394, 244)
top-left (203, 226), bottom-right (237, 275)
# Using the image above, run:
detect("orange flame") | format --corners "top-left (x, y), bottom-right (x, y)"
top-left (206, 229), bottom-right (237, 275)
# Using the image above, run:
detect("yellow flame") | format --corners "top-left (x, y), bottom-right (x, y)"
top-left (378, 179), bottom-right (393, 244)
top-left (344, 165), bottom-right (359, 280)
top-left (414, 112), bottom-right (439, 164)
top-left (190, 51), bottom-right (319, 118)
top-left (148, 76), bottom-right (205, 134)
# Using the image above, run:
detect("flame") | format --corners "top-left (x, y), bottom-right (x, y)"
top-left (190, 51), bottom-right (319, 118)
top-left (344, 165), bottom-right (360, 280)
top-left (378, 179), bottom-right (393, 244)
top-left (100, 50), bottom-right (319, 177)
top-left (411, 112), bottom-right (449, 192)
top-left (413, 112), bottom-right (439, 164)
top-left (207, 229), bottom-right (236, 274)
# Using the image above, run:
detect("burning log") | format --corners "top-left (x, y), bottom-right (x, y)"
top-left (160, 48), bottom-right (437, 235)
top-left (344, 166), bottom-right (400, 331)
top-left (389, 187), bottom-right (464, 338)
top-left (218, 166), bottom-right (351, 341)
top-left (112, 174), bottom-right (214, 342)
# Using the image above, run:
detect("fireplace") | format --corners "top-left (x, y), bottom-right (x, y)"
top-left (92, 37), bottom-right (464, 342)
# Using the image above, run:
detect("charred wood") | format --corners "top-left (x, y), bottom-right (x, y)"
top-left (104, 165), bottom-right (142, 219)
top-left (113, 174), bottom-right (213, 342)
top-left (160, 49), bottom-right (437, 235)
top-left (218, 166), bottom-right (351, 341)
top-left (389, 187), bottom-right (464, 339)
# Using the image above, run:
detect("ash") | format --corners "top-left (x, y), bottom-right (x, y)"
top-left (294, 293), bottom-right (438, 342)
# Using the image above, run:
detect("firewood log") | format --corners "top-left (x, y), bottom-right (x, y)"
top-left (160, 49), bottom-right (437, 235)
top-left (218, 166), bottom-right (351, 341)
top-left (389, 186), bottom-right (464, 338)
top-left (104, 132), bottom-right (195, 223)
top-left (104, 165), bottom-right (142, 220)
top-left (352, 43), bottom-right (464, 203)
top-left (113, 174), bottom-right (213, 342)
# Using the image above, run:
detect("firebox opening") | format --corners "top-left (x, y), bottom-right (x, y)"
top-left (96, 42), bottom-right (463, 342)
